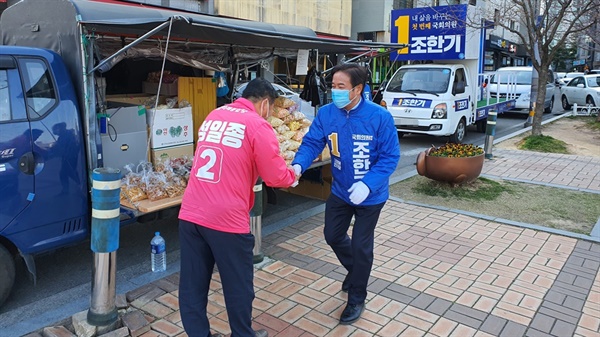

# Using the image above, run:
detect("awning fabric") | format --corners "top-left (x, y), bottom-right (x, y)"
top-left (77, 0), bottom-right (402, 54)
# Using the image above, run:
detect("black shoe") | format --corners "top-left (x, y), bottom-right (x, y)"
top-left (255, 329), bottom-right (268, 337)
top-left (339, 302), bottom-right (365, 325)
top-left (342, 274), bottom-right (350, 293)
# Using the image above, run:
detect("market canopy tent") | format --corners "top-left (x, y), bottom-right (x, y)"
top-left (74, 0), bottom-right (402, 53)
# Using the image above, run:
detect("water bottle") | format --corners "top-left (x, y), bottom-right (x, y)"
top-left (151, 232), bottom-right (166, 272)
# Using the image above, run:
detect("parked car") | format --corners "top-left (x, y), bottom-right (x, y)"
top-left (560, 74), bottom-right (600, 109)
top-left (487, 66), bottom-right (556, 113)
top-left (233, 81), bottom-right (315, 117)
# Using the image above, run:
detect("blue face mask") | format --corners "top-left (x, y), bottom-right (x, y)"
top-left (331, 87), bottom-right (357, 109)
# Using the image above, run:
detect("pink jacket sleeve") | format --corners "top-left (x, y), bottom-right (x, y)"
top-left (251, 121), bottom-right (296, 188)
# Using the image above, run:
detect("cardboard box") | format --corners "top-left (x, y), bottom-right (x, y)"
top-left (151, 144), bottom-right (194, 166)
top-left (142, 80), bottom-right (178, 96)
top-left (147, 107), bottom-right (193, 149)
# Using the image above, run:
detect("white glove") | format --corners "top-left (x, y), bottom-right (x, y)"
top-left (348, 181), bottom-right (370, 205)
top-left (291, 180), bottom-right (299, 188)
top-left (292, 164), bottom-right (302, 176)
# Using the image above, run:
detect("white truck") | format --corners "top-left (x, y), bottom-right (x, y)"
top-left (381, 4), bottom-right (516, 143)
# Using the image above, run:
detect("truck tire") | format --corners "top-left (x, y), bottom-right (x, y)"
top-left (0, 245), bottom-right (16, 307)
top-left (449, 118), bottom-right (466, 143)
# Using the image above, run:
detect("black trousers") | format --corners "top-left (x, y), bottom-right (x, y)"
top-left (324, 194), bottom-right (385, 305)
top-left (178, 220), bottom-right (256, 337)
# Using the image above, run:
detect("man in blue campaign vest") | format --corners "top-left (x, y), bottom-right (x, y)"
top-left (292, 63), bottom-right (400, 325)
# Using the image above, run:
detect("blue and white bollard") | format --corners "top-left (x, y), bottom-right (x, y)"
top-left (484, 111), bottom-right (497, 159)
top-left (88, 168), bottom-right (121, 326)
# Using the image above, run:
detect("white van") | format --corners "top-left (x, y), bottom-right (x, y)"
top-left (487, 66), bottom-right (556, 113)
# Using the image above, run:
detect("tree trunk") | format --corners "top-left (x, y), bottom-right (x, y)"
top-left (531, 68), bottom-right (548, 136)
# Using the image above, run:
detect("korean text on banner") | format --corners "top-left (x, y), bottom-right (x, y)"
top-left (390, 5), bottom-right (467, 61)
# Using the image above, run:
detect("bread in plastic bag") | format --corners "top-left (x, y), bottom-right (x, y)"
top-left (282, 150), bottom-right (296, 160)
top-left (267, 116), bottom-right (284, 128)
top-left (272, 107), bottom-right (291, 119)
top-left (292, 130), bottom-right (305, 142)
top-left (287, 140), bottom-right (301, 151)
top-left (274, 97), bottom-right (296, 109)
top-left (288, 120), bottom-right (302, 131)
top-left (282, 130), bottom-right (296, 140)
top-left (292, 111), bottom-right (306, 121)
top-left (275, 124), bottom-right (290, 134)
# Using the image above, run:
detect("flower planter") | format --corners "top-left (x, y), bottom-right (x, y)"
top-left (416, 148), bottom-right (485, 185)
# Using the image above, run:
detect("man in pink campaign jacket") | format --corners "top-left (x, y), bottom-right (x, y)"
top-left (178, 78), bottom-right (298, 337)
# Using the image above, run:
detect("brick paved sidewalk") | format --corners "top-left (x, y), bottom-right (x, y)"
top-left (26, 150), bottom-right (600, 337)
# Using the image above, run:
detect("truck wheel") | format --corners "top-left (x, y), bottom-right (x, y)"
top-left (544, 97), bottom-right (554, 114)
top-left (449, 119), bottom-right (466, 143)
top-left (561, 95), bottom-right (571, 110)
top-left (0, 245), bottom-right (16, 307)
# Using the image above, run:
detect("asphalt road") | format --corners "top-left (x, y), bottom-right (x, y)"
top-left (0, 108), bottom-right (567, 337)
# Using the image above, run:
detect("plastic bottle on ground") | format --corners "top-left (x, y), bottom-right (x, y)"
top-left (151, 231), bottom-right (166, 272)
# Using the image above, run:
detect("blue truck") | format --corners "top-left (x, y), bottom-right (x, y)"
top-left (0, 0), bottom-right (397, 307)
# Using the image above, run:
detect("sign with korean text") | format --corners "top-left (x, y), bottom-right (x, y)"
top-left (391, 5), bottom-right (467, 61)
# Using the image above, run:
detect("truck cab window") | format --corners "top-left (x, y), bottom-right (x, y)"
top-left (18, 58), bottom-right (56, 119)
top-left (0, 70), bottom-right (10, 121)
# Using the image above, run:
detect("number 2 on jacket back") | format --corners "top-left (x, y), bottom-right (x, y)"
top-left (194, 146), bottom-right (223, 183)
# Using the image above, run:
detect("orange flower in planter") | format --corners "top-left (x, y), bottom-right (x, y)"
top-left (429, 143), bottom-right (484, 158)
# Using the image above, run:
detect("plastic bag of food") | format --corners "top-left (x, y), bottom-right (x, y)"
top-left (301, 118), bottom-right (312, 128)
top-left (274, 96), bottom-right (296, 109)
top-left (287, 140), bottom-right (301, 151)
top-left (292, 130), bottom-right (305, 142)
top-left (282, 150), bottom-right (296, 160)
top-left (120, 164), bottom-right (147, 202)
top-left (288, 121), bottom-right (302, 132)
top-left (292, 111), bottom-right (306, 121)
top-left (272, 107), bottom-right (291, 119)
top-left (275, 124), bottom-right (290, 134)
top-left (282, 130), bottom-right (296, 140)
top-left (279, 140), bottom-right (291, 153)
top-left (267, 116), bottom-right (284, 128)
top-left (142, 171), bottom-right (169, 202)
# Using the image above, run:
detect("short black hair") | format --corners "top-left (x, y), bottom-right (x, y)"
top-left (331, 63), bottom-right (368, 88)
top-left (242, 78), bottom-right (279, 103)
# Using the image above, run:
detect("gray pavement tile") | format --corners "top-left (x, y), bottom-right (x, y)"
top-left (537, 307), bottom-right (580, 325)
top-left (555, 272), bottom-right (576, 285)
top-left (480, 315), bottom-right (508, 336)
top-left (427, 298), bottom-right (453, 316)
top-left (444, 310), bottom-right (483, 330)
top-left (563, 265), bottom-right (598, 278)
top-left (573, 275), bottom-right (594, 289)
top-left (576, 241), bottom-right (593, 251)
top-left (449, 303), bottom-right (488, 321)
top-left (500, 321), bottom-right (528, 337)
top-left (566, 256), bottom-right (586, 267)
top-left (582, 259), bottom-right (600, 270)
top-left (313, 264), bottom-right (339, 276)
top-left (562, 296), bottom-right (585, 311)
top-left (552, 282), bottom-right (591, 298)
top-left (529, 313), bottom-right (555, 333)
top-left (541, 301), bottom-right (581, 319)
top-left (550, 320), bottom-right (577, 337)
top-left (410, 293), bottom-right (436, 310)
top-left (387, 283), bottom-right (421, 299)
top-left (569, 249), bottom-right (600, 263)
top-left (525, 328), bottom-right (555, 337)
top-left (380, 289), bottom-right (414, 305)
top-left (368, 278), bottom-right (391, 295)
top-left (542, 291), bottom-right (565, 305)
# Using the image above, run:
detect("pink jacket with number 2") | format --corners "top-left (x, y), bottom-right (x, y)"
top-left (179, 98), bottom-right (295, 234)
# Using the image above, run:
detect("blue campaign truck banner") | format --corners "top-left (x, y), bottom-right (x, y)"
top-left (391, 5), bottom-right (467, 61)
